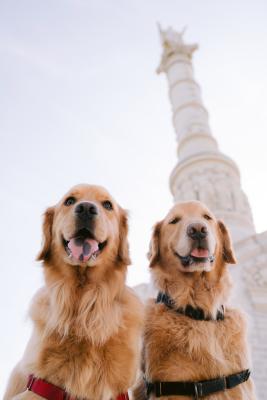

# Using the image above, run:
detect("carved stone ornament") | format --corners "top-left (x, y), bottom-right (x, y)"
top-left (157, 24), bottom-right (198, 73)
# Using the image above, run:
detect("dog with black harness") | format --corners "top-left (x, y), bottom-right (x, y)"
top-left (133, 201), bottom-right (256, 400)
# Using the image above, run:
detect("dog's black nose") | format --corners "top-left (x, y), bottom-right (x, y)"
top-left (75, 202), bottom-right (98, 219)
top-left (187, 223), bottom-right (208, 240)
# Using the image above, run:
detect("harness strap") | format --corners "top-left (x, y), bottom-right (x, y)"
top-left (27, 374), bottom-right (129, 400)
top-left (116, 394), bottom-right (129, 400)
top-left (156, 292), bottom-right (224, 321)
top-left (145, 369), bottom-right (250, 398)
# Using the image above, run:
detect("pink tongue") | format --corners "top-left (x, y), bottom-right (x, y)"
top-left (68, 237), bottom-right (99, 262)
top-left (191, 248), bottom-right (209, 258)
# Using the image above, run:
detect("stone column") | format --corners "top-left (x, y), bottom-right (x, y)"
top-left (157, 25), bottom-right (255, 243)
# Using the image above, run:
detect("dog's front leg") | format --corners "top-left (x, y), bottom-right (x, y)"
top-left (3, 363), bottom-right (28, 400)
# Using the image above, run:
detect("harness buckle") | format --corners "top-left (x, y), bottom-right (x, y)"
top-left (194, 382), bottom-right (202, 399)
top-left (155, 381), bottom-right (162, 397)
top-left (223, 376), bottom-right (227, 391)
top-left (158, 381), bottom-right (162, 397)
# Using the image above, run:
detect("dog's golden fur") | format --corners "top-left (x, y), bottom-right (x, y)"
top-left (4, 184), bottom-right (143, 400)
top-left (134, 201), bottom-right (256, 400)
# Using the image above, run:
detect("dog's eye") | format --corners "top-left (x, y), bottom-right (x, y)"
top-left (64, 196), bottom-right (76, 206)
top-left (169, 217), bottom-right (181, 224)
top-left (102, 200), bottom-right (113, 211)
top-left (203, 214), bottom-right (212, 221)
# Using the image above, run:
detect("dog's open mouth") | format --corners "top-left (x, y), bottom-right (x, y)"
top-left (175, 247), bottom-right (215, 267)
top-left (63, 228), bottom-right (107, 263)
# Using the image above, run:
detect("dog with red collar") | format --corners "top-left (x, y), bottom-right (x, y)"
top-left (4, 185), bottom-right (143, 400)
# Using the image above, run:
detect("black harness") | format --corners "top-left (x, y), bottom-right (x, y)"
top-left (156, 292), bottom-right (224, 321)
top-left (145, 369), bottom-right (251, 399)
top-left (145, 293), bottom-right (251, 398)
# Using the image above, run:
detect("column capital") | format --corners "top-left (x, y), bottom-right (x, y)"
top-left (157, 24), bottom-right (198, 73)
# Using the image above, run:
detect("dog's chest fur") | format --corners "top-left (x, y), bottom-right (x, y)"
top-left (25, 286), bottom-right (142, 400)
top-left (144, 302), bottom-right (253, 399)
top-left (35, 330), bottom-right (136, 399)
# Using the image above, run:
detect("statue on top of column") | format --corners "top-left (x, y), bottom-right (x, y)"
top-left (157, 24), bottom-right (198, 73)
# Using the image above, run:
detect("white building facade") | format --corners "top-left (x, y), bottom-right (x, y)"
top-left (136, 26), bottom-right (267, 398)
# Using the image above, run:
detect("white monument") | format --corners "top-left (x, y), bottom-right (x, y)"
top-left (135, 26), bottom-right (267, 398)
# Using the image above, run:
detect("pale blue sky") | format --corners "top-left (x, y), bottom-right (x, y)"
top-left (1, 0), bottom-right (267, 395)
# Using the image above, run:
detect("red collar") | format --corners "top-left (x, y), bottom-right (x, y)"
top-left (27, 374), bottom-right (129, 400)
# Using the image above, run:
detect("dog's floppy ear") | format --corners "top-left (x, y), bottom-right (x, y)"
top-left (117, 208), bottom-right (131, 265)
top-left (217, 220), bottom-right (237, 264)
top-left (36, 207), bottom-right (55, 262)
top-left (148, 221), bottom-right (162, 268)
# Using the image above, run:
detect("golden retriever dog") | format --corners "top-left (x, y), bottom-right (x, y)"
top-left (4, 184), bottom-right (143, 400)
top-left (134, 201), bottom-right (255, 400)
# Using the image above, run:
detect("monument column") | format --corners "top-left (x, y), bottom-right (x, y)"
top-left (157, 26), bottom-right (255, 243)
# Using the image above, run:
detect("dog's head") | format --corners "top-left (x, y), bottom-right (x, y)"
top-left (37, 184), bottom-right (130, 270)
top-left (148, 201), bottom-right (236, 275)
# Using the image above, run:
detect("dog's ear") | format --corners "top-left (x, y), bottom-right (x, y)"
top-left (117, 208), bottom-right (131, 265)
top-left (36, 207), bottom-right (55, 262)
top-left (217, 220), bottom-right (237, 264)
top-left (148, 221), bottom-right (162, 268)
